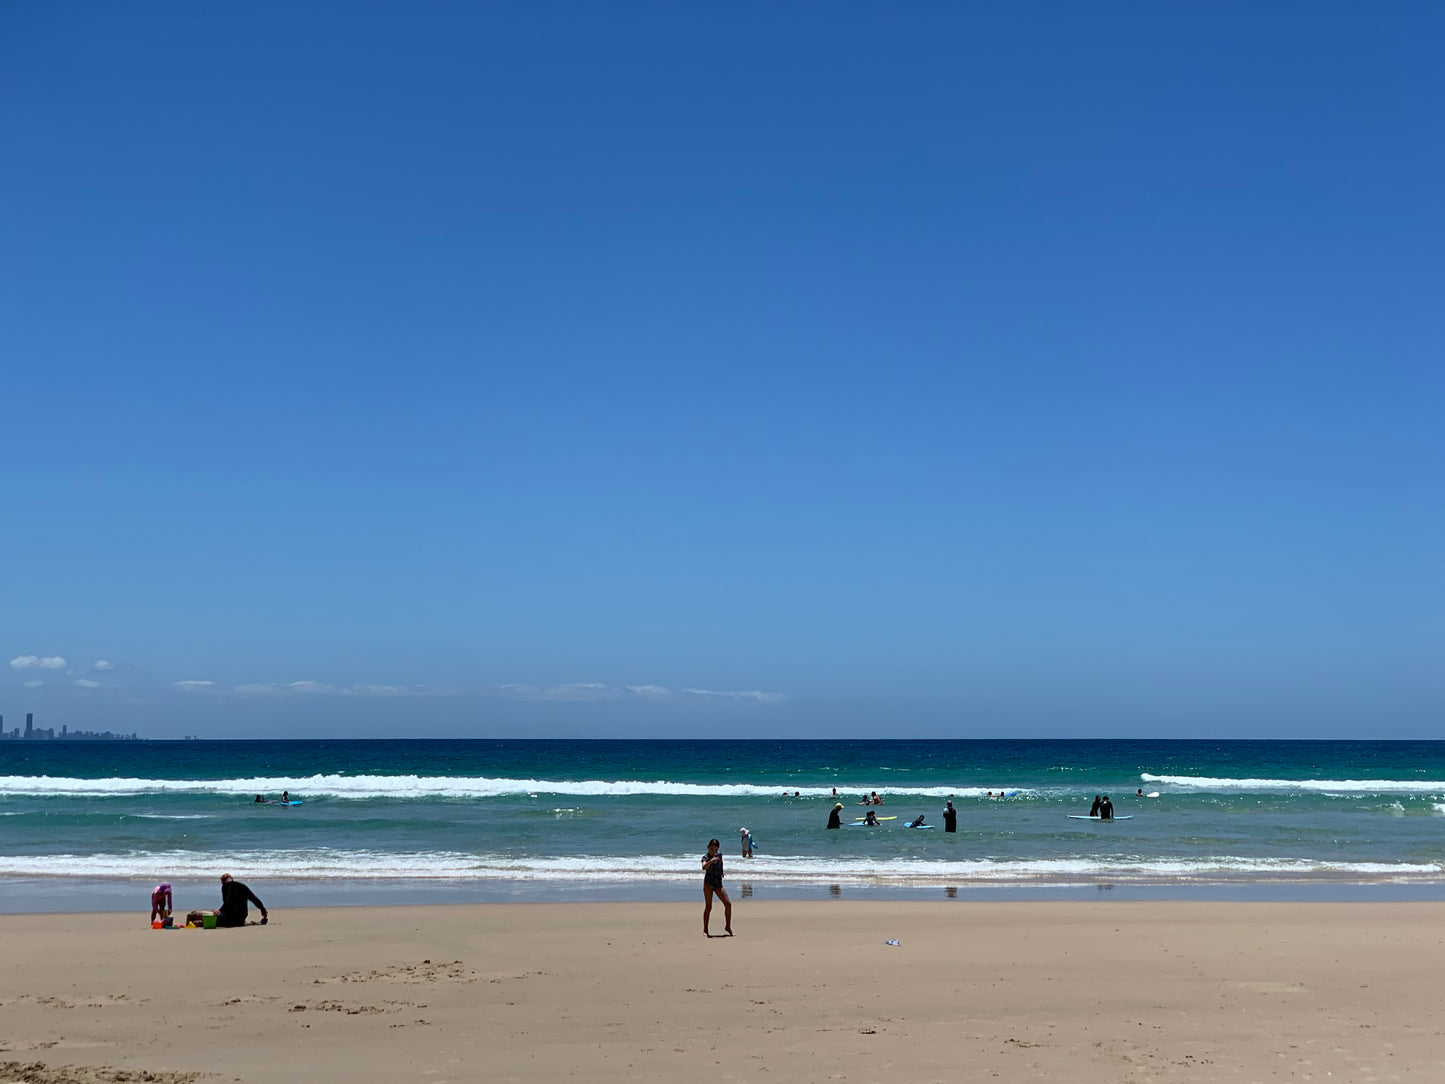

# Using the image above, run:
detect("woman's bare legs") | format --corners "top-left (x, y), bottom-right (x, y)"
top-left (703, 884), bottom-right (732, 936)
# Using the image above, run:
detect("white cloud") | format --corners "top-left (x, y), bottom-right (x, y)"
top-left (492, 681), bottom-right (782, 704)
top-left (174, 680), bottom-right (216, 691)
top-left (234, 683), bottom-right (283, 696)
top-left (288, 680), bottom-right (336, 694)
top-left (683, 688), bottom-right (786, 704)
top-left (23, 679), bottom-right (44, 688)
top-left (10, 655), bottom-right (68, 670)
top-left (539, 682), bottom-right (615, 701)
top-left (232, 681), bottom-right (336, 696)
top-left (74, 678), bottom-right (102, 688)
top-left (343, 684), bottom-right (413, 697)
top-left (93, 660), bottom-right (114, 671)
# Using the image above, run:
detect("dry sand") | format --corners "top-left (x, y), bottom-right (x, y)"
top-left (3, 900), bottom-right (1445, 1082)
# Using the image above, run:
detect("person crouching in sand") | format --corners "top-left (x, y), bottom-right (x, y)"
top-left (217, 873), bottom-right (268, 927)
top-left (701, 839), bottom-right (732, 937)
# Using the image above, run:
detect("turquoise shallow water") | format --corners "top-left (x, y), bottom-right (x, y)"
top-left (3, 739), bottom-right (1445, 906)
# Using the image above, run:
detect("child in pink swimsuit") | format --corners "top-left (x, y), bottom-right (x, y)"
top-left (150, 882), bottom-right (172, 923)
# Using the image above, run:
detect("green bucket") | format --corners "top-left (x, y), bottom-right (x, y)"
top-left (202, 913), bottom-right (217, 929)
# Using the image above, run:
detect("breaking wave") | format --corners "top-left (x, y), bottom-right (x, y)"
top-left (3, 849), bottom-right (1441, 885)
top-left (0, 776), bottom-right (1020, 800)
top-left (1140, 774), bottom-right (1445, 794)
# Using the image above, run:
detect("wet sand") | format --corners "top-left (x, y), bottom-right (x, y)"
top-left (4, 900), bottom-right (1445, 1081)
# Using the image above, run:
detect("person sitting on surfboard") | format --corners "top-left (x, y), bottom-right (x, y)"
top-left (1098, 796), bottom-right (1114, 820)
top-left (1089, 795), bottom-right (1103, 817)
top-left (281, 791), bottom-right (290, 803)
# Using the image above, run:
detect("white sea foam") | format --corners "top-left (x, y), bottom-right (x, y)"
top-left (0, 775), bottom-right (1019, 800)
top-left (1140, 774), bottom-right (1445, 794)
top-left (1, 849), bottom-right (1439, 885)
top-left (1432, 803), bottom-right (1445, 816)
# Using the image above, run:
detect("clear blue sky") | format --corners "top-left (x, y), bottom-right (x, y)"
top-left (2, 3), bottom-right (1441, 738)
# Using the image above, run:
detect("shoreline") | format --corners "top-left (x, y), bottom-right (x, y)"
top-left (9, 873), bottom-right (1445, 914)
top-left (5, 899), bottom-right (1445, 1081)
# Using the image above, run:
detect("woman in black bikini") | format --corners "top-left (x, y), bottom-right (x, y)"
top-left (701, 838), bottom-right (733, 937)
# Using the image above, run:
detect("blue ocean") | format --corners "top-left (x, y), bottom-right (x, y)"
top-left (4, 739), bottom-right (1445, 909)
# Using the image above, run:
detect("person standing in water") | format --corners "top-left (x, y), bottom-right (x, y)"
top-left (701, 839), bottom-right (732, 937)
top-left (1098, 796), bottom-right (1115, 820)
top-left (943, 801), bottom-right (957, 832)
top-left (740, 827), bottom-right (753, 858)
top-left (827, 803), bottom-right (843, 829)
top-left (1089, 795), bottom-right (1103, 817)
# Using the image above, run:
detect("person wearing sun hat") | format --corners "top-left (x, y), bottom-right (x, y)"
top-left (826, 803), bottom-right (843, 829)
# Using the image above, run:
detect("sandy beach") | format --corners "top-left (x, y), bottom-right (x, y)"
top-left (3, 899), bottom-right (1444, 1081)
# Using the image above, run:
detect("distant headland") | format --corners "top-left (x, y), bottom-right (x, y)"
top-left (0, 712), bottom-right (140, 741)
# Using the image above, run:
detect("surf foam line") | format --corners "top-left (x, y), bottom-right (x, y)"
top-left (1140, 774), bottom-right (1445, 794)
top-left (2, 850), bottom-right (1442, 885)
top-left (0, 776), bottom-right (1027, 800)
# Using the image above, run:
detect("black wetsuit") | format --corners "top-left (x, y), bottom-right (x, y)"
top-left (1098, 800), bottom-right (1114, 820)
top-left (826, 809), bottom-right (842, 829)
top-left (217, 879), bottom-right (266, 927)
top-left (943, 806), bottom-right (957, 832)
top-left (1089, 797), bottom-right (1103, 817)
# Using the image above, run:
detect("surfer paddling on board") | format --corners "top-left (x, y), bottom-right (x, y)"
top-left (701, 839), bottom-right (732, 937)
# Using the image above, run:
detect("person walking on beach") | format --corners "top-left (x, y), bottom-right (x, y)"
top-left (216, 873), bottom-right (269, 928)
top-left (701, 839), bottom-right (732, 937)
top-left (943, 801), bottom-right (957, 832)
top-left (827, 803), bottom-right (843, 829)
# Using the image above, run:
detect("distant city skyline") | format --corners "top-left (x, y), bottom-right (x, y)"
top-left (3, 5), bottom-right (1441, 738)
